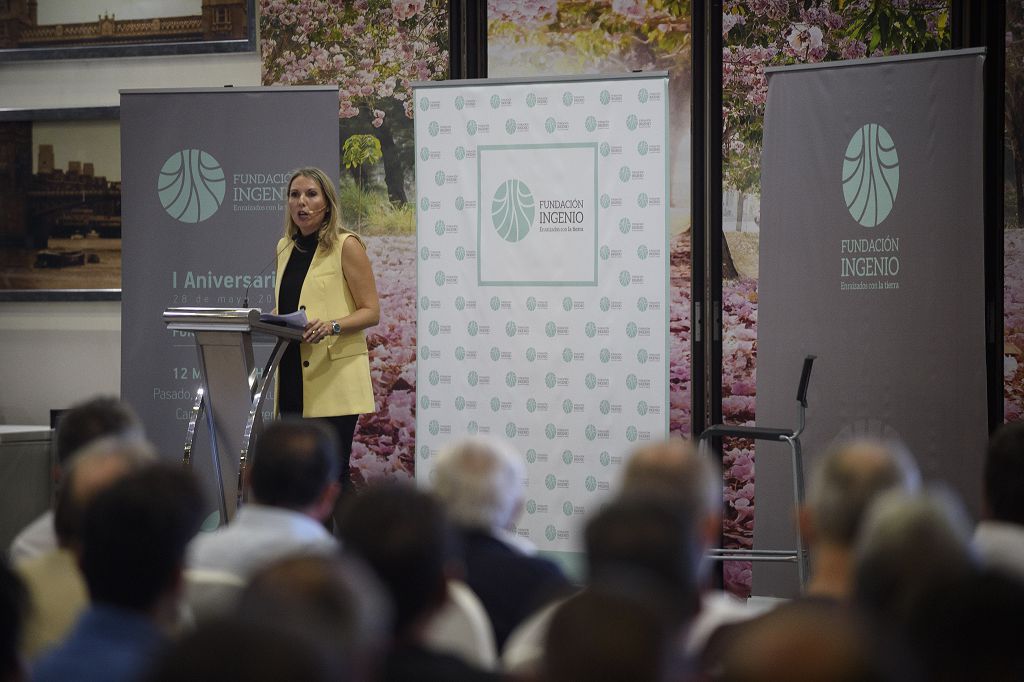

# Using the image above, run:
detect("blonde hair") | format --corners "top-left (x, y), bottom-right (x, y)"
top-left (282, 167), bottom-right (362, 251)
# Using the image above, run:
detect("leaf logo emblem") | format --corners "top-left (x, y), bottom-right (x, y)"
top-left (491, 179), bottom-right (535, 242)
top-left (843, 123), bottom-right (899, 227)
top-left (157, 150), bottom-right (225, 223)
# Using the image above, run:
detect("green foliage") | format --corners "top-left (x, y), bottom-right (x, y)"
top-left (343, 134), bottom-right (383, 170)
top-left (338, 180), bottom-right (414, 236)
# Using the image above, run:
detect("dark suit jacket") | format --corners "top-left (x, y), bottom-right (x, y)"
top-left (458, 527), bottom-right (573, 652)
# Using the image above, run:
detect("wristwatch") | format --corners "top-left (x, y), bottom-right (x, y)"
top-left (331, 320), bottom-right (341, 335)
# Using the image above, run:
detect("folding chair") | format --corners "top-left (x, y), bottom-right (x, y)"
top-left (697, 354), bottom-right (816, 587)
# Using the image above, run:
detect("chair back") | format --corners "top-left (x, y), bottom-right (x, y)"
top-left (422, 579), bottom-right (498, 669)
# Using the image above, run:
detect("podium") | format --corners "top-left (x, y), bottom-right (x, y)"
top-left (162, 308), bottom-right (303, 523)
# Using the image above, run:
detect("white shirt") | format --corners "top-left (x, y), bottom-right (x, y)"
top-left (187, 504), bottom-right (337, 579)
top-left (9, 511), bottom-right (57, 564)
top-left (973, 520), bottom-right (1024, 582)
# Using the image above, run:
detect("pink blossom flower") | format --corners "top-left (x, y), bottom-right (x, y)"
top-left (787, 23), bottom-right (824, 53)
top-left (391, 0), bottom-right (425, 21)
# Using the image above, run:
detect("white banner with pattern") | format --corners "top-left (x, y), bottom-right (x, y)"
top-left (413, 74), bottom-right (669, 559)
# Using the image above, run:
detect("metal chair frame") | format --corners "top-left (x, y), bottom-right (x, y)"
top-left (697, 355), bottom-right (816, 587)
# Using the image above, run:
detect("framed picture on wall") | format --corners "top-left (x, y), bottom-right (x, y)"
top-left (0, 106), bottom-right (122, 301)
top-left (0, 0), bottom-right (255, 62)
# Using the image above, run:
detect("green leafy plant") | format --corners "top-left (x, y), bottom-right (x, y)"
top-left (343, 134), bottom-right (383, 189)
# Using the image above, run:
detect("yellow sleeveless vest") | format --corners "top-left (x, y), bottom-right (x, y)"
top-left (274, 232), bottom-right (375, 417)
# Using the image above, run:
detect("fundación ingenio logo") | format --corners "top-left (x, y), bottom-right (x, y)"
top-left (842, 123), bottom-right (899, 228)
top-left (491, 179), bottom-right (535, 243)
top-left (157, 149), bottom-right (226, 224)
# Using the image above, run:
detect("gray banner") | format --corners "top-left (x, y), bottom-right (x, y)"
top-left (755, 51), bottom-right (987, 596)
top-left (120, 87), bottom-right (339, 513)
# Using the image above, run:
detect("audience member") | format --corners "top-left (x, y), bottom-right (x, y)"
top-left (0, 559), bottom-right (27, 682)
top-left (799, 438), bottom-right (920, 600)
top-left (143, 617), bottom-right (347, 682)
top-left (619, 438), bottom-right (765, 653)
top-left (33, 466), bottom-right (204, 682)
top-left (900, 566), bottom-right (1024, 682)
top-left (504, 492), bottom-right (705, 675)
top-left (9, 397), bottom-right (143, 562)
top-left (701, 438), bottom-right (921, 675)
top-left (187, 419), bottom-right (340, 585)
top-left (337, 483), bottom-right (503, 682)
top-left (585, 495), bottom-right (703, 623)
top-left (503, 439), bottom-right (714, 674)
top-left (542, 577), bottom-right (687, 682)
top-left (851, 487), bottom-right (978, 680)
top-left (15, 437), bottom-right (155, 658)
top-left (715, 600), bottom-right (887, 682)
top-left (973, 421), bottom-right (1024, 581)
top-left (853, 487), bottom-right (976, 629)
top-left (237, 554), bottom-right (392, 681)
top-left (431, 437), bottom-right (570, 650)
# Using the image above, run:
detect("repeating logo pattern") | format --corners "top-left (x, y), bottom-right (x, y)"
top-left (414, 78), bottom-right (668, 554)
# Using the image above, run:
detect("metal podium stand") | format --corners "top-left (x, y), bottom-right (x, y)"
top-left (163, 308), bottom-right (303, 524)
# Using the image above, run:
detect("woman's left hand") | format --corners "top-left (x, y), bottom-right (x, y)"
top-left (302, 317), bottom-right (332, 344)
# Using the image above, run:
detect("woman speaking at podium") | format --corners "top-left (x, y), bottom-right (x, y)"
top-left (274, 167), bottom-right (378, 493)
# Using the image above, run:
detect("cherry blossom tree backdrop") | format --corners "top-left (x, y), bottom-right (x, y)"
top-left (1005, 2), bottom-right (1024, 421)
top-left (260, 0), bottom-right (450, 484)
top-left (257, 0), bottom-right (959, 596)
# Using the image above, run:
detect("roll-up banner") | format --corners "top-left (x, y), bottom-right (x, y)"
top-left (756, 50), bottom-right (987, 596)
top-left (413, 74), bottom-right (670, 568)
top-left (120, 87), bottom-right (339, 514)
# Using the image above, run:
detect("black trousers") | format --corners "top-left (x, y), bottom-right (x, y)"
top-left (318, 413), bottom-right (359, 493)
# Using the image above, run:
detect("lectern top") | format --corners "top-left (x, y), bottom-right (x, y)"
top-left (164, 307), bottom-right (261, 324)
top-left (163, 307), bottom-right (303, 340)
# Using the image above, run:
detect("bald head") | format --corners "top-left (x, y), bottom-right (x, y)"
top-left (54, 436), bottom-right (156, 548)
top-left (620, 438), bottom-right (719, 523)
top-left (807, 439), bottom-right (919, 547)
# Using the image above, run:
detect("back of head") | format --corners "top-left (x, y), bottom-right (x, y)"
top-left (53, 436), bottom-right (157, 548)
top-left (144, 617), bottom-right (346, 682)
top-left (543, 579), bottom-right (683, 682)
top-left (903, 567), bottom-right (1024, 682)
top-left (983, 421), bottom-right (1024, 525)
top-left (336, 483), bottom-right (452, 637)
top-left (81, 465), bottom-right (205, 612)
top-left (853, 487), bottom-right (976, 629)
top-left (717, 601), bottom-right (885, 682)
top-left (0, 559), bottom-right (27, 682)
top-left (250, 419), bottom-right (339, 510)
top-left (585, 495), bottom-right (702, 623)
top-left (808, 438), bottom-right (919, 547)
top-left (237, 554), bottom-right (391, 675)
top-left (55, 396), bottom-right (143, 466)
top-left (621, 437), bottom-right (719, 524)
top-left (432, 436), bottom-right (524, 531)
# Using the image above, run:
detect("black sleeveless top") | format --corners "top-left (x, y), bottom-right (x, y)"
top-left (277, 231), bottom-right (319, 415)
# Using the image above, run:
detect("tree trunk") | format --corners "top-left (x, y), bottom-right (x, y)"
top-left (376, 119), bottom-right (407, 204)
top-left (722, 233), bottom-right (739, 280)
top-left (735, 191), bottom-right (745, 232)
